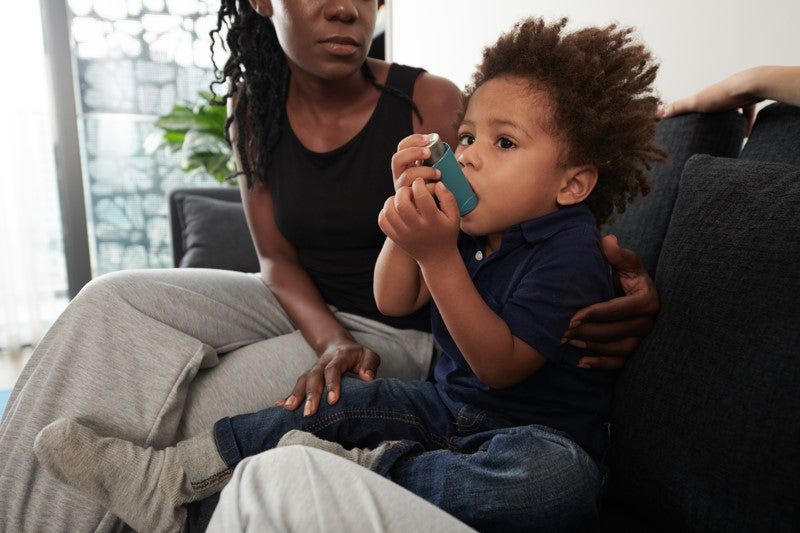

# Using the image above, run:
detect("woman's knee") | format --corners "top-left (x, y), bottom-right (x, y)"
top-left (74, 270), bottom-right (194, 318)
top-left (75, 269), bottom-right (152, 304)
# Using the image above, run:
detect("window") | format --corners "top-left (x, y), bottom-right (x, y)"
top-left (1, 0), bottom-right (230, 356)
top-left (68, 0), bottom-right (224, 276)
top-left (0, 1), bottom-right (68, 355)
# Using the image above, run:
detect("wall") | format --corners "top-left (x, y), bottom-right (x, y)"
top-left (388, 0), bottom-right (799, 105)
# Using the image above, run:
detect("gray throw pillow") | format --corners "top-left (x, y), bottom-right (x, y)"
top-left (178, 195), bottom-right (259, 272)
top-left (608, 155), bottom-right (800, 531)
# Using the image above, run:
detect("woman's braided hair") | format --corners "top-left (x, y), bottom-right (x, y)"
top-left (465, 17), bottom-right (668, 226)
top-left (210, 0), bottom-right (421, 189)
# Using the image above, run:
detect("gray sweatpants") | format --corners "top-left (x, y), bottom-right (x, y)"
top-left (0, 268), bottom-right (433, 532)
top-left (207, 446), bottom-right (475, 533)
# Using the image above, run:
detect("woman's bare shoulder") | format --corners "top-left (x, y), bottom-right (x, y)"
top-left (412, 71), bottom-right (463, 142)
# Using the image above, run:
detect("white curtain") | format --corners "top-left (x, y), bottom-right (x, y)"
top-left (0, 1), bottom-right (68, 357)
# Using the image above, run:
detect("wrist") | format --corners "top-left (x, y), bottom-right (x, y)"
top-left (738, 66), bottom-right (768, 100)
top-left (418, 247), bottom-right (463, 279)
top-left (308, 328), bottom-right (355, 356)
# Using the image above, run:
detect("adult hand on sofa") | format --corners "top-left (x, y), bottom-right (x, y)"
top-left (658, 65), bottom-right (800, 136)
top-left (563, 235), bottom-right (659, 369)
top-left (275, 334), bottom-right (380, 416)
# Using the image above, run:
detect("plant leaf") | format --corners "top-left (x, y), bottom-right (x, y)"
top-left (155, 107), bottom-right (206, 131)
top-left (182, 130), bottom-right (230, 154)
top-left (149, 90), bottom-right (236, 186)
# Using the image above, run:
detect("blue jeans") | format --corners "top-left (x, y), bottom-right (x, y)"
top-left (214, 377), bottom-right (601, 532)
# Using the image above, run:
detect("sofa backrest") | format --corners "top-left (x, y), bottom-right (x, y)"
top-left (604, 103), bottom-right (800, 532)
top-left (739, 102), bottom-right (800, 166)
top-left (602, 110), bottom-right (746, 278)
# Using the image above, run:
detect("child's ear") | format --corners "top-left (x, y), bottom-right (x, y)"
top-left (249, 0), bottom-right (273, 17)
top-left (557, 165), bottom-right (598, 206)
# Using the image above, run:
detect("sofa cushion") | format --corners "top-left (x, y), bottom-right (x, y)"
top-left (176, 194), bottom-right (259, 272)
top-left (740, 102), bottom-right (800, 167)
top-left (602, 111), bottom-right (745, 278)
top-left (607, 154), bottom-right (800, 531)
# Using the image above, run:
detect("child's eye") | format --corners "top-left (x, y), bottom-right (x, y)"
top-left (458, 134), bottom-right (475, 146)
top-left (497, 137), bottom-right (515, 149)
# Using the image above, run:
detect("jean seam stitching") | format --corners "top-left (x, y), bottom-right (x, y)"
top-left (456, 408), bottom-right (487, 434)
top-left (305, 408), bottom-right (449, 449)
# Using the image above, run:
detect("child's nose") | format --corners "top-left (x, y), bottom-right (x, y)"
top-left (457, 144), bottom-right (481, 170)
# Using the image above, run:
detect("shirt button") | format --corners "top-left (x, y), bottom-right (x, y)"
top-left (475, 250), bottom-right (484, 261)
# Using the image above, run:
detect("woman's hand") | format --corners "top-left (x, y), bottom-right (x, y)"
top-left (563, 235), bottom-right (660, 369)
top-left (276, 337), bottom-right (380, 416)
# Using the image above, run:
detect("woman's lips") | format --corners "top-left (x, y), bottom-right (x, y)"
top-left (319, 36), bottom-right (360, 55)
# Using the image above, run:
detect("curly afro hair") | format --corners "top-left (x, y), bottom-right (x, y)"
top-left (465, 17), bottom-right (667, 226)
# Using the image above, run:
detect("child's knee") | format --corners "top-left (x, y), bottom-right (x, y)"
top-left (474, 428), bottom-right (601, 528)
top-left (513, 435), bottom-right (600, 526)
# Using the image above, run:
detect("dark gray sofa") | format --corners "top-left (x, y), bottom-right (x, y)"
top-left (168, 104), bottom-right (800, 532)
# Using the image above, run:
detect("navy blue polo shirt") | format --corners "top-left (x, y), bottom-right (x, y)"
top-left (432, 203), bottom-right (615, 459)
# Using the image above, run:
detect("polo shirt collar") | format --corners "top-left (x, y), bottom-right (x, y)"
top-left (508, 203), bottom-right (596, 246)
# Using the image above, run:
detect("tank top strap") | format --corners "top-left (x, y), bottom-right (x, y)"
top-left (384, 63), bottom-right (425, 101)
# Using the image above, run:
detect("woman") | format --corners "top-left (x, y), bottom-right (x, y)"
top-left (0, 1), bottom-right (658, 530)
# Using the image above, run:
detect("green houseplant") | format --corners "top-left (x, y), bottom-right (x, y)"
top-left (145, 91), bottom-right (235, 184)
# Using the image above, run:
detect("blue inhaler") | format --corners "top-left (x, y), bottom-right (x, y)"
top-left (423, 133), bottom-right (478, 216)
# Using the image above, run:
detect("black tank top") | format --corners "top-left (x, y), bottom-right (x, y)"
top-left (267, 64), bottom-right (430, 331)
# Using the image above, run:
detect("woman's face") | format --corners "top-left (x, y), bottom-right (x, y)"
top-left (253, 0), bottom-right (378, 80)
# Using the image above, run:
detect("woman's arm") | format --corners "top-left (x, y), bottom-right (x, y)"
top-left (229, 97), bottom-right (379, 416)
top-left (659, 65), bottom-right (800, 136)
top-left (661, 65), bottom-right (800, 114)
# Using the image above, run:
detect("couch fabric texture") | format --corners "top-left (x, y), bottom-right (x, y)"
top-left (605, 155), bottom-right (800, 531)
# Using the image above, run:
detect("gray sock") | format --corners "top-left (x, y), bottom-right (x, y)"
top-left (176, 429), bottom-right (232, 498)
top-left (33, 418), bottom-right (229, 533)
top-left (276, 429), bottom-right (394, 471)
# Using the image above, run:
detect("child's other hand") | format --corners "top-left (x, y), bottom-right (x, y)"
top-left (391, 134), bottom-right (441, 191)
top-left (378, 179), bottom-right (460, 263)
